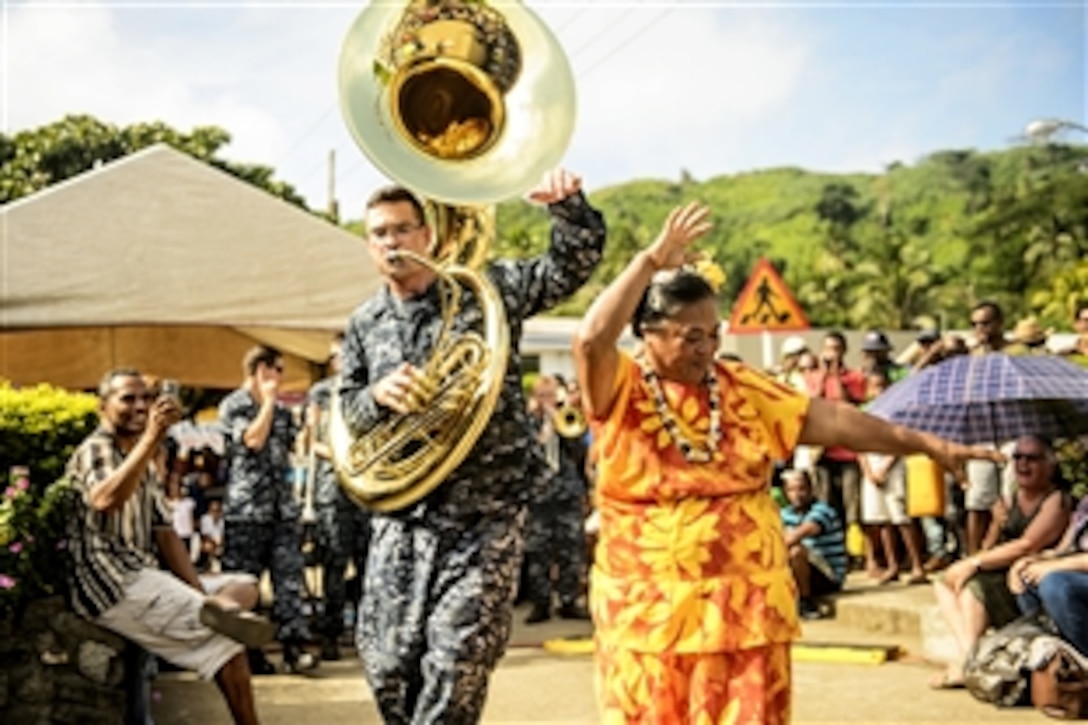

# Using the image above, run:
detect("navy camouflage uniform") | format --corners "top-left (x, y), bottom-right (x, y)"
top-left (307, 376), bottom-right (371, 642)
top-left (339, 192), bottom-right (605, 724)
top-left (523, 414), bottom-right (590, 613)
top-left (218, 389), bottom-right (311, 643)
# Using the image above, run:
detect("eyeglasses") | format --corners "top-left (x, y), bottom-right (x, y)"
top-left (1012, 452), bottom-right (1044, 462)
top-left (368, 223), bottom-right (423, 241)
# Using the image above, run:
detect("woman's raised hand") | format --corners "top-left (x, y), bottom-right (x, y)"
top-left (646, 202), bottom-right (713, 271)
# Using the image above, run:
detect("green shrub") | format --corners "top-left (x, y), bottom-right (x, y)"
top-left (1057, 438), bottom-right (1088, 501)
top-left (0, 382), bottom-right (98, 492)
top-left (522, 372), bottom-right (540, 399)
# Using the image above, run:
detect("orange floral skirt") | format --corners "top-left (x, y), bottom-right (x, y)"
top-left (596, 642), bottom-right (791, 724)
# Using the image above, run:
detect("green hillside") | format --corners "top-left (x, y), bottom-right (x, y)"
top-left (495, 144), bottom-right (1088, 330)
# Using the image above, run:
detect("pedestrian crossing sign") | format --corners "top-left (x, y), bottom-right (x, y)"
top-left (727, 258), bottom-right (809, 333)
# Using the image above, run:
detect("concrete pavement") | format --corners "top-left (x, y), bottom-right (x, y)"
top-left (151, 593), bottom-right (1052, 724)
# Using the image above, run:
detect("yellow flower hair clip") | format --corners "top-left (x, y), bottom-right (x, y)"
top-left (689, 256), bottom-right (726, 293)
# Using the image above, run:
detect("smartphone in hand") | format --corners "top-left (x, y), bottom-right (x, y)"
top-left (161, 379), bottom-right (181, 402)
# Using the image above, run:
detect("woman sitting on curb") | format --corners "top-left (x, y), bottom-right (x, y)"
top-left (930, 434), bottom-right (1071, 689)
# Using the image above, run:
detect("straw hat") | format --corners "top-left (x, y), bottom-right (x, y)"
top-left (1010, 317), bottom-right (1051, 346)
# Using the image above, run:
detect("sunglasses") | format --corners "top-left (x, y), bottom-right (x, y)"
top-left (971, 319), bottom-right (996, 327)
top-left (117, 393), bottom-right (155, 404)
top-left (1012, 452), bottom-right (1044, 462)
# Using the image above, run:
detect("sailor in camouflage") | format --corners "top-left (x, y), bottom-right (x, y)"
top-left (219, 345), bottom-right (316, 673)
top-left (305, 334), bottom-right (371, 660)
top-left (339, 169), bottom-right (605, 724)
top-left (522, 375), bottom-right (591, 624)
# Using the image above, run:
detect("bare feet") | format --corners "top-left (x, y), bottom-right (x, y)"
top-left (876, 568), bottom-right (900, 586)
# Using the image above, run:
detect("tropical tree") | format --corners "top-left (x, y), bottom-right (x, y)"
top-left (0, 115), bottom-right (309, 209)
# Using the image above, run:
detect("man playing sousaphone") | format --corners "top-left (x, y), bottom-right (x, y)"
top-left (338, 169), bottom-right (605, 722)
top-left (333, 0), bottom-right (599, 718)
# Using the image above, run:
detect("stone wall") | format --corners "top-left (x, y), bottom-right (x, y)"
top-left (0, 596), bottom-right (141, 724)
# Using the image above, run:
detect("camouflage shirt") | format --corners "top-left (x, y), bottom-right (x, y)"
top-left (526, 411), bottom-right (590, 503)
top-left (218, 388), bottom-right (299, 524)
top-left (306, 376), bottom-right (349, 509)
top-left (339, 192), bottom-right (605, 523)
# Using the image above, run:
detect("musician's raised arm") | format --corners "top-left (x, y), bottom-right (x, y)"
top-left (496, 168), bottom-right (607, 320)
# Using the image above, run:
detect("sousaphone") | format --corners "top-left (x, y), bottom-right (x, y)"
top-left (328, 0), bottom-right (576, 512)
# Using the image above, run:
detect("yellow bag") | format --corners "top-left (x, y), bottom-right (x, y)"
top-left (846, 522), bottom-right (865, 558)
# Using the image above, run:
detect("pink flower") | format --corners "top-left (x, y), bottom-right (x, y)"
top-left (8, 542), bottom-right (22, 554)
top-left (0, 574), bottom-right (15, 590)
top-left (15, 478), bottom-right (29, 491)
top-left (3, 487), bottom-right (15, 499)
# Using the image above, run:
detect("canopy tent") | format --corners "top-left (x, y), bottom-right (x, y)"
top-left (0, 144), bottom-right (381, 390)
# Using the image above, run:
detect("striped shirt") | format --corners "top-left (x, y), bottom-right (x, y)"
top-left (65, 426), bottom-right (171, 619)
top-left (781, 500), bottom-right (848, 583)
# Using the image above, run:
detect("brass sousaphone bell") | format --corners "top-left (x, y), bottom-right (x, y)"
top-left (329, 0), bottom-right (576, 512)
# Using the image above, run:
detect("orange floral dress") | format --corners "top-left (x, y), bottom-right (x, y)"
top-left (590, 352), bottom-right (810, 724)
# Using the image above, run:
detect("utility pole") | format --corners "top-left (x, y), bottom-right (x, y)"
top-left (327, 149), bottom-right (340, 223)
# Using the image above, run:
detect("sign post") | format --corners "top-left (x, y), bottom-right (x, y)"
top-left (727, 258), bottom-right (810, 368)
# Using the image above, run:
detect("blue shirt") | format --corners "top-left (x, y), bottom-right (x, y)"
top-left (781, 500), bottom-right (847, 582)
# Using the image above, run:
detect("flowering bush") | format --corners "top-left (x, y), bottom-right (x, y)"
top-left (0, 467), bottom-right (77, 616)
top-left (0, 381), bottom-right (93, 616)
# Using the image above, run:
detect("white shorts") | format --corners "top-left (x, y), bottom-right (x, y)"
top-left (95, 568), bottom-right (256, 680)
top-left (861, 459), bottom-right (909, 526)
top-left (965, 442), bottom-right (1014, 512)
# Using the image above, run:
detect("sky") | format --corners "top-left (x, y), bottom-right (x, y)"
top-left (2, 0), bottom-right (1085, 218)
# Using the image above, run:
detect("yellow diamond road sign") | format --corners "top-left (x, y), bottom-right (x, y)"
top-left (728, 258), bottom-right (810, 333)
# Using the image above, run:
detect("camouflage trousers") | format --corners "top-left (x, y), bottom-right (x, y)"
top-left (223, 519), bottom-right (311, 642)
top-left (357, 508), bottom-right (526, 725)
top-left (313, 504), bottom-right (370, 640)
top-left (523, 495), bottom-right (586, 609)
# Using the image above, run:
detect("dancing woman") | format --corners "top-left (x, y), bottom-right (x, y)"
top-left (573, 201), bottom-right (1002, 723)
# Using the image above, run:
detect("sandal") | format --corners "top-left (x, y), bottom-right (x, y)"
top-left (200, 600), bottom-right (277, 649)
top-left (905, 573), bottom-right (930, 585)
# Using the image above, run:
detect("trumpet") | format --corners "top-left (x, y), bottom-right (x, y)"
top-left (553, 390), bottom-right (587, 439)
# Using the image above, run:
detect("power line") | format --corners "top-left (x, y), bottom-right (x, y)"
top-left (272, 105), bottom-right (338, 167)
top-left (577, 7), bottom-right (674, 81)
top-left (554, 5), bottom-right (589, 34)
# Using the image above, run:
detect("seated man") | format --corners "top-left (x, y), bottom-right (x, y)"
top-left (781, 468), bottom-right (847, 619)
top-left (65, 369), bottom-right (276, 725)
top-left (1010, 493), bottom-right (1088, 656)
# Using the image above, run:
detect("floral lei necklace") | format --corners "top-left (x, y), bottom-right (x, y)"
top-left (638, 357), bottom-right (723, 463)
